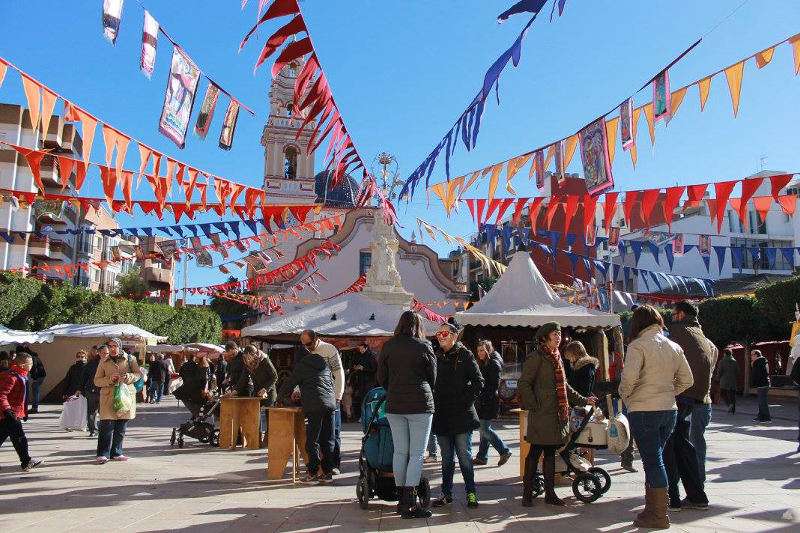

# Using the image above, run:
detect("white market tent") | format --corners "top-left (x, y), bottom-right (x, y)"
top-left (0, 325), bottom-right (55, 345)
top-left (36, 324), bottom-right (166, 401)
top-left (456, 251), bottom-right (620, 329)
top-left (242, 293), bottom-right (440, 339)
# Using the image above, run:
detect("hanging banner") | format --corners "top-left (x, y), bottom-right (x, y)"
top-left (584, 223), bottom-right (596, 247)
top-left (672, 233), bottom-right (685, 256)
top-left (102, 0), bottom-right (125, 45)
top-left (620, 97), bottom-right (634, 150)
top-left (534, 149), bottom-right (545, 189)
top-left (579, 117), bottom-right (614, 196)
top-left (653, 69), bottom-right (671, 122)
top-left (158, 47), bottom-right (201, 149)
top-left (195, 83), bottom-right (220, 139)
top-left (554, 140), bottom-right (565, 182)
top-left (196, 249), bottom-right (214, 267)
top-left (608, 226), bottom-right (620, 252)
top-left (219, 100), bottom-right (240, 150)
top-left (140, 10), bottom-right (159, 78)
top-left (698, 234), bottom-right (711, 257)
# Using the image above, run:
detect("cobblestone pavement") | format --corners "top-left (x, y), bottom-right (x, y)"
top-left (1, 395), bottom-right (798, 532)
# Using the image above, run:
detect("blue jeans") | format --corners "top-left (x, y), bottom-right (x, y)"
top-left (427, 432), bottom-right (438, 456)
top-left (29, 379), bottom-right (44, 410)
top-left (149, 381), bottom-right (163, 403)
top-left (438, 432), bottom-right (476, 497)
top-left (306, 409), bottom-right (335, 475)
top-left (97, 419), bottom-right (128, 459)
top-left (333, 407), bottom-right (341, 469)
top-left (690, 403), bottom-right (712, 483)
top-left (386, 413), bottom-right (433, 487)
top-left (756, 387), bottom-right (771, 421)
top-left (628, 410), bottom-right (676, 488)
top-left (476, 419), bottom-right (510, 461)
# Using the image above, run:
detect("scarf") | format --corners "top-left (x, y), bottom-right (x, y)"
top-left (546, 347), bottom-right (570, 424)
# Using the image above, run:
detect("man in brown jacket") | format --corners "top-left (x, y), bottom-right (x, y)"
top-left (664, 301), bottom-right (717, 510)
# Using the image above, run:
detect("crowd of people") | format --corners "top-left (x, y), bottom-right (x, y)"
top-left (1, 298), bottom-right (798, 531)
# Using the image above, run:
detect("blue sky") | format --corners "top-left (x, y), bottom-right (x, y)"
top-left (1, 1), bottom-right (800, 301)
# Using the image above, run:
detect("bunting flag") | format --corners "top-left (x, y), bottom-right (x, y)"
top-left (140, 10), bottom-right (159, 78)
top-left (159, 48), bottom-right (201, 148)
top-left (497, 0), bottom-right (548, 22)
top-left (102, 0), bottom-right (125, 45)
top-left (579, 117), bottom-right (614, 196)
top-left (195, 83), bottom-right (220, 139)
top-left (218, 100), bottom-right (240, 150)
top-left (20, 75), bottom-right (41, 134)
top-left (423, 30), bottom-right (800, 202)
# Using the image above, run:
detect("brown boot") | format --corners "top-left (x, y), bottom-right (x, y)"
top-left (542, 454), bottom-right (565, 506)
top-left (634, 487), bottom-right (670, 529)
top-left (636, 486), bottom-right (655, 522)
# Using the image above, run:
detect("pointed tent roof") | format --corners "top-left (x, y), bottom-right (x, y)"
top-left (456, 251), bottom-right (620, 328)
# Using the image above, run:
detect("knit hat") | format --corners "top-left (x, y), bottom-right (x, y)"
top-left (535, 322), bottom-right (561, 342)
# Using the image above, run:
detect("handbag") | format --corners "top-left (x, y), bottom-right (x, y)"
top-left (606, 397), bottom-right (631, 455)
top-left (127, 355), bottom-right (145, 392)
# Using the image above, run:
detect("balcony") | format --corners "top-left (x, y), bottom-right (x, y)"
top-left (49, 238), bottom-right (74, 261)
top-left (28, 236), bottom-right (50, 258)
top-left (143, 265), bottom-right (173, 289)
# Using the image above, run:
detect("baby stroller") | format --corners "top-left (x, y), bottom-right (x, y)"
top-left (528, 405), bottom-right (615, 503)
top-left (170, 396), bottom-right (220, 448)
top-left (356, 387), bottom-right (431, 510)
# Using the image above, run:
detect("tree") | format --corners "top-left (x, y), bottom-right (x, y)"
top-left (115, 267), bottom-right (150, 301)
top-left (469, 276), bottom-right (498, 301)
top-left (209, 276), bottom-right (251, 325)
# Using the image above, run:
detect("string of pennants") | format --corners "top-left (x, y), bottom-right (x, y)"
top-left (399, 0), bottom-right (568, 201)
top-left (237, 0), bottom-right (372, 189)
top-left (0, 61), bottom-right (372, 221)
top-left (100, 0), bottom-right (255, 149)
top-left (420, 29), bottom-right (800, 205)
top-left (415, 219), bottom-right (507, 277)
top-left (457, 174), bottom-right (796, 237)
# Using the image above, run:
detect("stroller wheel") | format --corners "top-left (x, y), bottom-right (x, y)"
top-left (170, 428), bottom-right (176, 446)
top-left (210, 430), bottom-right (220, 447)
top-left (588, 467), bottom-right (611, 494)
top-left (417, 477), bottom-right (431, 509)
top-left (572, 473), bottom-right (602, 503)
top-left (356, 476), bottom-right (370, 509)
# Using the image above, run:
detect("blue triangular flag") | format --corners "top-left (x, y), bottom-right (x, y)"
top-left (156, 226), bottom-right (173, 237)
top-left (228, 221), bottom-right (241, 240)
top-left (630, 241), bottom-right (643, 264)
top-left (713, 246), bottom-right (726, 274)
top-left (702, 255), bottom-right (710, 273)
top-left (213, 222), bottom-right (230, 236)
top-left (781, 247), bottom-right (795, 268)
top-left (640, 271), bottom-right (650, 292)
top-left (618, 240), bottom-right (627, 259)
top-left (664, 245), bottom-right (674, 270)
top-left (187, 225), bottom-right (199, 237)
top-left (648, 242), bottom-right (661, 265)
top-left (0, 231), bottom-right (13, 244)
top-left (731, 246), bottom-right (744, 269)
top-left (243, 220), bottom-right (259, 236)
top-left (141, 227), bottom-right (153, 237)
top-left (612, 263), bottom-right (621, 281)
top-left (199, 223), bottom-right (214, 239)
top-left (171, 225), bottom-right (185, 237)
top-left (765, 248), bottom-right (777, 269)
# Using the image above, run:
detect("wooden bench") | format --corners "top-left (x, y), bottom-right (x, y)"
top-left (219, 397), bottom-right (261, 450)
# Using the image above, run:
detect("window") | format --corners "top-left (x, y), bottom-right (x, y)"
top-left (92, 267), bottom-right (100, 282)
top-left (359, 251), bottom-right (372, 276)
top-left (283, 146), bottom-right (298, 179)
top-left (285, 102), bottom-right (293, 117)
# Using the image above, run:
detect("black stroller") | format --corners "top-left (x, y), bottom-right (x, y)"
top-left (170, 396), bottom-right (220, 448)
top-left (356, 387), bottom-right (431, 509)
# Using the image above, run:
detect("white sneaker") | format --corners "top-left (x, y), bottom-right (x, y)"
top-left (96, 456), bottom-right (109, 465)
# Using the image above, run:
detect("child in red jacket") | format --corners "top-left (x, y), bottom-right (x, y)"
top-left (0, 353), bottom-right (43, 471)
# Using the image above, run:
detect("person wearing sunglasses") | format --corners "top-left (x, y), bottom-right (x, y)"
top-left (430, 318), bottom-right (484, 509)
top-left (62, 350), bottom-right (88, 401)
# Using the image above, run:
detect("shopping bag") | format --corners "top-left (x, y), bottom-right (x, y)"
top-left (58, 395), bottom-right (88, 431)
top-left (112, 384), bottom-right (134, 413)
top-left (607, 412), bottom-right (631, 455)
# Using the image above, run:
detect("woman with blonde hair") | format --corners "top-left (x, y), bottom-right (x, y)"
top-left (563, 340), bottom-right (598, 397)
top-left (473, 340), bottom-right (512, 467)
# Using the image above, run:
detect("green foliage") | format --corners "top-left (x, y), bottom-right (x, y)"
top-left (209, 276), bottom-right (250, 323)
top-left (753, 275), bottom-right (800, 337)
top-left (470, 276), bottom-right (498, 301)
top-left (115, 267), bottom-right (150, 301)
top-left (0, 273), bottom-right (221, 344)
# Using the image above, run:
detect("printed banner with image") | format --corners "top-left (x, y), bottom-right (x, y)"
top-left (579, 117), bottom-right (614, 196)
top-left (102, 0), bottom-right (125, 45)
top-left (698, 234), bottom-right (711, 256)
top-left (219, 100), bottom-right (240, 151)
top-left (534, 149), bottom-right (545, 189)
top-left (620, 97), bottom-right (634, 150)
top-left (585, 223), bottom-right (596, 247)
top-left (672, 233), bottom-right (685, 256)
top-left (608, 226), bottom-right (620, 252)
top-left (653, 69), bottom-right (671, 122)
top-left (140, 10), bottom-right (159, 78)
top-left (554, 140), bottom-right (565, 182)
top-left (195, 83), bottom-right (220, 139)
top-left (158, 47), bottom-right (201, 149)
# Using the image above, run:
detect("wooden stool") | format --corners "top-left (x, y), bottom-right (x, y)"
top-left (516, 409), bottom-right (529, 477)
top-left (266, 407), bottom-right (309, 482)
top-left (219, 397), bottom-right (261, 450)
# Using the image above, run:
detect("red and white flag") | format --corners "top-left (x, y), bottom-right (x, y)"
top-left (140, 10), bottom-right (159, 78)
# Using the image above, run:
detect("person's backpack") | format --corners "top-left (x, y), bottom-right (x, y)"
top-left (127, 355), bottom-right (145, 392)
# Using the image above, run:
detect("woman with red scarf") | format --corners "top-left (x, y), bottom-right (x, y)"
top-left (519, 322), bottom-right (595, 506)
top-left (0, 353), bottom-right (43, 471)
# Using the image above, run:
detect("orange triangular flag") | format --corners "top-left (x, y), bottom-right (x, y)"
top-left (630, 107), bottom-right (640, 168)
top-left (114, 132), bottom-right (130, 182)
top-left (0, 59), bottom-right (7, 88)
top-left (460, 170), bottom-right (481, 197)
top-left (790, 34), bottom-right (800, 75)
top-left (430, 182), bottom-right (447, 212)
top-left (724, 61), bottom-right (745, 117)
top-left (102, 125), bottom-right (117, 169)
top-left (56, 155), bottom-right (75, 190)
top-left (755, 46), bottom-right (775, 69)
top-left (74, 160), bottom-right (88, 191)
top-left (39, 88), bottom-right (58, 140)
top-left (12, 145), bottom-right (47, 194)
top-left (119, 170), bottom-right (134, 210)
top-left (20, 75), bottom-right (41, 132)
top-left (670, 87), bottom-right (688, 118)
top-left (544, 143), bottom-right (556, 169)
top-left (777, 195), bottom-right (797, 216)
top-left (137, 142), bottom-right (152, 188)
top-left (486, 163), bottom-right (503, 204)
top-left (605, 116), bottom-right (619, 165)
top-left (505, 153), bottom-right (532, 194)
top-left (643, 103), bottom-right (655, 146)
top-left (75, 107), bottom-right (97, 166)
top-left (698, 76), bottom-right (712, 111)
top-left (563, 134), bottom-right (579, 168)
top-left (99, 165), bottom-right (118, 206)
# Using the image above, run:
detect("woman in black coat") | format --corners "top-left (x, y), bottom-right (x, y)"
top-left (563, 341), bottom-right (598, 397)
top-left (750, 349), bottom-right (771, 422)
top-left (378, 311), bottom-right (437, 519)
top-left (473, 340), bottom-right (512, 466)
top-left (431, 319), bottom-right (484, 509)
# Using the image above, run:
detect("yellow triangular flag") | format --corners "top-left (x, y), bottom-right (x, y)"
top-left (459, 170), bottom-right (481, 197)
top-left (670, 87), bottom-right (688, 118)
top-left (563, 134), bottom-right (579, 168)
top-left (755, 46), bottom-right (775, 69)
top-left (505, 153), bottom-right (532, 194)
top-left (724, 61), bottom-right (745, 117)
top-left (0, 60), bottom-right (8, 90)
top-left (630, 107), bottom-right (641, 168)
top-left (430, 182), bottom-right (448, 213)
top-left (605, 117), bottom-right (619, 165)
top-left (698, 76), bottom-right (712, 111)
top-left (643, 103), bottom-right (655, 146)
top-left (487, 163), bottom-right (503, 204)
top-left (544, 143), bottom-right (556, 169)
top-left (790, 34), bottom-right (800, 75)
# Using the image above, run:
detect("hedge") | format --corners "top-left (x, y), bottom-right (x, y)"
top-left (0, 272), bottom-right (221, 344)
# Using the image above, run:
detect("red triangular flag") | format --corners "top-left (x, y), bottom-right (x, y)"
top-left (770, 174), bottom-right (792, 200)
top-left (623, 191), bottom-right (640, 228)
top-left (713, 180), bottom-right (737, 232)
top-left (685, 183), bottom-right (708, 208)
top-left (753, 196), bottom-right (772, 223)
top-left (737, 177), bottom-right (763, 223)
top-left (603, 192), bottom-right (619, 234)
top-left (640, 189), bottom-right (660, 227)
top-left (777, 194), bottom-right (797, 216)
top-left (662, 186), bottom-right (685, 230)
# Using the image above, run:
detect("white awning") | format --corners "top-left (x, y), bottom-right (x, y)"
top-left (40, 324), bottom-right (167, 343)
top-left (0, 325), bottom-right (55, 345)
top-left (456, 251), bottom-right (620, 329)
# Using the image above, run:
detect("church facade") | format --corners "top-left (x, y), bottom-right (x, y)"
top-left (249, 60), bottom-right (468, 312)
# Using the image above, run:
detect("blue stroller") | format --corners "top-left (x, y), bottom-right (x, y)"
top-left (356, 387), bottom-right (431, 510)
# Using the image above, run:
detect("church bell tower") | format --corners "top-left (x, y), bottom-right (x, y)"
top-left (261, 59), bottom-right (317, 205)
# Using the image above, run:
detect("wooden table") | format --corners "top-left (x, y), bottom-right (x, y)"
top-left (219, 397), bottom-right (261, 450)
top-left (514, 409), bottom-right (530, 477)
top-left (266, 407), bottom-right (309, 482)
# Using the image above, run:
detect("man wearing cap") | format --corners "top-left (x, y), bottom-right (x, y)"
top-left (93, 339), bottom-right (140, 463)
